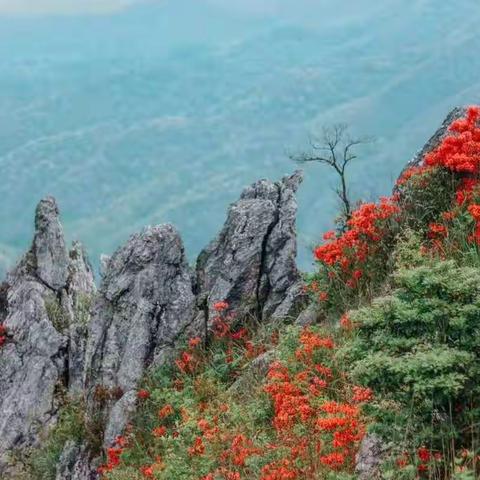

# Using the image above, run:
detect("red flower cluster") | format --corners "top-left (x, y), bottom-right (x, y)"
top-left (97, 436), bottom-right (128, 475)
top-left (0, 324), bottom-right (7, 348)
top-left (158, 404), bottom-right (174, 419)
top-left (214, 301), bottom-right (230, 312)
top-left (396, 165), bottom-right (434, 187)
top-left (456, 178), bottom-right (478, 206)
top-left (98, 308), bottom-right (371, 480)
top-left (139, 458), bottom-right (164, 478)
top-left (261, 327), bottom-right (369, 478)
top-left (427, 223), bottom-right (448, 239)
top-left (352, 386), bottom-right (374, 403)
top-left (261, 459), bottom-right (298, 480)
top-left (339, 313), bottom-right (353, 330)
top-left (189, 436), bottom-right (206, 456)
top-left (418, 107), bottom-right (480, 248)
top-left (176, 350), bottom-right (199, 374)
top-left (313, 197), bottom-right (400, 289)
top-left (424, 106), bottom-right (480, 173)
top-left (468, 203), bottom-right (480, 221)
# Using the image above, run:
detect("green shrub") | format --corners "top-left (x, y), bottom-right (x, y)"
top-left (44, 296), bottom-right (69, 333)
top-left (26, 400), bottom-right (86, 480)
top-left (342, 259), bottom-right (480, 474)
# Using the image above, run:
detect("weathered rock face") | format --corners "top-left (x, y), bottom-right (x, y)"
top-left (84, 224), bottom-right (196, 446)
top-left (33, 197), bottom-right (70, 291)
top-left (65, 242), bottom-right (96, 395)
top-left (55, 441), bottom-right (94, 480)
top-left (0, 197), bottom-right (95, 475)
top-left (355, 433), bottom-right (388, 480)
top-left (196, 171), bottom-right (305, 323)
top-left (0, 281), bottom-right (8, 323)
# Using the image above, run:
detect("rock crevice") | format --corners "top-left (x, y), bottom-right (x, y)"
top-left (196, 170), bottom-right (304, 323)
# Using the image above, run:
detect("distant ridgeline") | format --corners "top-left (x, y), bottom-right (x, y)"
top-left (1, 106), bottom-right (480, 480)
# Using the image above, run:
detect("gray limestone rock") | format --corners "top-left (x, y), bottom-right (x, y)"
top-left (55, 440), bottom-right (98, 480)
top-left (0, 172), bottom-right (307, 475)
top-left (196, 171), bottom-right (304, 324)
top-left (355, 433), bottom-right (388, 480)
top-left (295, 302), bottom-right (319, 327)
top-left (65, 242), bottom-right (96, 395)
top-left (33, 196), bottom-right (69, 291)
top-left (0, 198), bottom-right (94, 475)
top-left (84, 224), bottom-right (196, 446)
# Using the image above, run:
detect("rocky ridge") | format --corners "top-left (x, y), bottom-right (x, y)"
top-left (0, 105), bottom-right (463, 479)
top-left (0, 172), bottom-right (305, 479)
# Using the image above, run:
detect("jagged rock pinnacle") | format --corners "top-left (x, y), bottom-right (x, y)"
top-left (32, 196), bottom-right (69, 291)
top-left (196, 170), bottom-right (305, 322)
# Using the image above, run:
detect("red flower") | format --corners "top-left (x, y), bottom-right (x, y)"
top-left (261, 459), bottom-right (298, 480)
top-left (137, 389), bottom-right (150, 400)
top-left (352, 386), bottom-right (373, 403)
top-left (318, 291), bottom-right (328, 302)
top-left (313, 196), bottom-right (400, 290)
top-left (114, 435), bottom-right (127, 447)
top-left (352, 269), bottom-right (363, 280)
top-left (152, 426), bottom-right (167, 437)
top-left (188, 336), bottom-right (201, 348)
top-left (340, 313), bottom-right (353, 330)
top-left (188, 436), bottom-right (205, 456)
top-left (319, 452), bottom-right (345, 469)
top-left (396, 453), bottom-right (409, 468)
top-left (213, 301), bottom-right (229, 311)
top-left (428, 223), bottom-right (448, 238)
top-left (425, 106), bottom-right (480, 173)
top-left (417, 446), bottom-right (431, 463)
top-left (468, 204), bottom-right (480, 221)
top-left (441, 210), bottom-right (457, 221)
top-left (396, 165), bottom-right (434, 186)
top-left (230, 327), bottom-right (248, 340)
top-left (158, 404), bottom-right (174, 418)
top-left (323, 230), bottom-right (336, 240)
top-left (140, 465), bottom-right (154, 478)
top-left (456, 178), bottom-right (479, 205)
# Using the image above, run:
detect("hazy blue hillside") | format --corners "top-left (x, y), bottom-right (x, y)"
top-left (1, 0), bottom-right (479, 276)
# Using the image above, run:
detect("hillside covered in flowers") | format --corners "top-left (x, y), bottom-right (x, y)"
top-left (93, 106), bottom-right (480, 480)
top-left (2, 106), bottom-right (480, 480)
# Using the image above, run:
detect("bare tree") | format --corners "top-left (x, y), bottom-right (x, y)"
top-left (292, 124), bottom-right (371, 225)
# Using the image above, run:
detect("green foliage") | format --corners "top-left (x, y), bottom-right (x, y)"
top-left (392, 228), bottom-right (426, 271)
top-left (44, 296), bottom-right (69, 333)
top-left (397, 166), bottom-right (459, 233)
top-left (73, 292), bottom-right (93, 326)
top-left (105, 328), bottom-right (276, 480)
top-left (342, 258), bottom-right (480, 469)
top-left (26, 400), bottom-right (86, 480)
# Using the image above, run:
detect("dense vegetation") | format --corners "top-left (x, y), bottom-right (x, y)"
top-left (26, 106), bottom-right (480, 479)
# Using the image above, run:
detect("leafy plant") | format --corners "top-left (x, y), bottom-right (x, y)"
top-left (342, 259), bottom-right (480, 477)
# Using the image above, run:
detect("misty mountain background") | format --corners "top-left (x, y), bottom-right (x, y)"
top-left (1, 0), bottom-right (479, 277)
